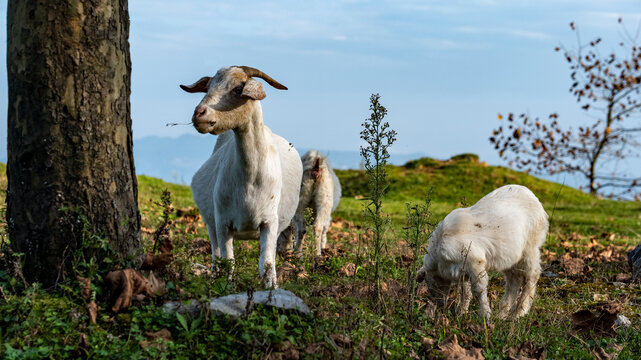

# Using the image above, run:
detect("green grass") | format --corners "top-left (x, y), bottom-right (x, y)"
top-left (1, 156), bottom-right (640, 359)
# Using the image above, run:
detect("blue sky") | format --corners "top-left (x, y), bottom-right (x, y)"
top-left (1, 0), bottom-right (640, 167)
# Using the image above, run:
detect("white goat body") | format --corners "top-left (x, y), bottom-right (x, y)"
top-left (416, 184), bottom-right (548, 318)
top-left (291, 150), bottom-right (342, 256)
top-left (183, 66), bottom-right (303, 287)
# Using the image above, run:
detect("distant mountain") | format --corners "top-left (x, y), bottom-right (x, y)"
top-left (134, 134), bottom-right (426, 184)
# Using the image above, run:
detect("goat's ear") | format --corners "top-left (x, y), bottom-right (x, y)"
top-left (242, 78), bottom-right (266, 100)
top-left (180, 76), bottom-right (211, 93)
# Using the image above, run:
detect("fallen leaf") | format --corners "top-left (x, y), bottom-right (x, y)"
top-left (145, 328), bottom-right (173, 342)
top-left (87, 301), bottom-right (98, 324)
top-left (140, 328), bottom-right (173, 349)
top-left (506, 341), bottom-right (546, 360)
top-left (436, 334), bottom-right (484, 359)
top-left (424, 299), bottom-right (438, 319)
top-left (560, 257), bottom-right (586, 276)
top-left (77, 276), bottom-right (91, 300)
top-left (421, 336), bottom-right (436, 348)
top-left (592, 347), bottom-right (612, 360)
top-left (78, 333), bottom-right (90, 349)
top-left (330, 334), bottom-right (352, 348)
top-left (593, 294), bottom-right (608, 302)
top-left (571, 304), bottom-right (619, 336)
top-left (141, 238), bottom-right (174, 270)
top-left (147, 271), bottom-right (165, 296)
top-left (277, 262), bottom-right (297, 283)
top-left (339, 263), bottom-right (356, 277)
top-left (615, 273), bottom-right (631, 282)
top-left (105, 269), bottom-right (154, 313)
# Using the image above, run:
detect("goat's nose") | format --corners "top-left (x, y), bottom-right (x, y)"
top-left (194, 105), bottom-right (207, 118)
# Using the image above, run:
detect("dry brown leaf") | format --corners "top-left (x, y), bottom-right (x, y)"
top-left (593, 294), bottom-right (608, 302)
top-left (105, 269), bottom-right (153, 313)
top-left (424, 299), bottom-right (438, 319)
top-left (592, 347), bottom-right (612, 360)
top-left (191, 237), bottom-right (212, 255)
top-left (147, 271), bottom-right (165, 296)
top-left (141, 253), bottom-right (173, 270)
top-left (158, 237), bottom-right (173, 254)
top-left (145, 328), bottom-right (173, 342)
top-left (77, 276), bottom-right (91, 300)
top-left (339, 263), bottom-right (356, 277)
top-left (421, 336), bottom-right (436, 348)
top-left (78, 333), bottom-right (90, 349)
top-left (571, 305), bottom-right (619, 336)
top-left (560, 257), bottom-right (586, 276)
top-left (87, 301), bottom-right (98, 324)
top-left (615, 273), bottom-right (631, 282)
top-left (277, 262), bottom-right (297, 283)
top-left (140, 328), bottom-right (173, 349)
top-left (506, 341), bottom-right (546, 360)
top-left (330, 334), bottom-right (352, 348)
top-left (436, 334), bottom-right (484, 359)
top-left (141, 238), bottom-right (174, 270)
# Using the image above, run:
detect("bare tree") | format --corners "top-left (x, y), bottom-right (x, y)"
top-left (490, 20), bottom-right (641, 199)
top-left (7, 0), bottom-right (141, 287)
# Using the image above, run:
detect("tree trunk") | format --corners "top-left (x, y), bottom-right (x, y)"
top-left (7, 0), bottom-right (141, 287)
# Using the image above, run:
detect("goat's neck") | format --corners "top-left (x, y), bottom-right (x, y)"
top-left (232, 105), bottom-right (270, 180)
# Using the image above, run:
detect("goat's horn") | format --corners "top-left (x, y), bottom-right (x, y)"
top-left (237, 66), bottom-right (288, 90)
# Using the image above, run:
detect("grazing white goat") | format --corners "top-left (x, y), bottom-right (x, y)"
top-left (291, 150), bottom-right (342, 256)
top-left (416, 184), bottom-right (548, 318)
top-left (181, 66), bottom-right (303, 288)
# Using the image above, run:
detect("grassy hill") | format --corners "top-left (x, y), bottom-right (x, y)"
top-left (1, 157), bottom-right (641, 358)
top-left (135, 154), bottom-right (641, 240)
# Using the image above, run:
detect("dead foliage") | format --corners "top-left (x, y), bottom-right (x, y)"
top-left (431, 334), bottom-right (484, 360)
top-left (86, 301), bottom-right (98, 324)
top-left (190, 237), bottom-right (212, 257)
top-left (339, 262), bottom-right (356, 277)
top-left (591, 343), bottom-right (623, 360)
top-left (77, 276), bottom-right (91, 300)
top-left (506, 341), bottom-right (546, 360)
top-left (312, 279), bottom-right (404, 300)
top-left (571, 303), bottom-right (622, 336)
top-left (277, 262), bottom-right (309, 283)
top-left (141, 238), bottom-right (174, 271)
top-left (78, 333), bottom-right (90, 350)
top-left (140, 328), bottom-right (174, 349)
top-left (105, 269), bottom-right (164, 313)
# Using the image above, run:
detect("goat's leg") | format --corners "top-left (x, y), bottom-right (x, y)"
top-left (259, 218), bottom-right (279, 288)
top-left (313, 222), bottom-right (323, 256)
top-left (206, 223), bottom-right (221, 264)
top-left (468, 262), bottom-right (491, 318)
top-left (216, 226), bottom-right (235, 280)
top-left (457, 279), bottom-right (472, 314)
top-left (314, 203), bottom-right (332, 255)
top-left (293, 212), bottom-right (307, 257)
top-left (430, 275), bottom-right (451, 309)
top-left (513, 255), bottom-right (541, 317)
top-left (321, 222), bottom-right (330, 250)
top-left (498, 269), bottom-right (523, 319)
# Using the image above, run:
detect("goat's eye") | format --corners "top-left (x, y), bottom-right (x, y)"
top-left (232, 85), bottom-right (244, 95)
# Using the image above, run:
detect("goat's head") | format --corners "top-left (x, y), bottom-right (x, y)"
top-left (180, 66), bottom-right (287, 134)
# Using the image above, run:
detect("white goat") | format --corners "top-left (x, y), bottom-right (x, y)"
top-left (181, 66), bottom-right (303, 288)
top-left (291, 150), bottom-right (342, 256)
top-left (416, 184), bottom-right (548, 318)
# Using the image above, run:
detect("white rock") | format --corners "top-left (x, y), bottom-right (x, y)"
top-left (615, 314), bottom-right (631, 329)
top-left (209, 289), bottom-right (310, 317)
top-left (163, 289), bottom-right (310, 318)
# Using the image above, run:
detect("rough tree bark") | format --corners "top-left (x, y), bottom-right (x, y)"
top-left (6, 0), bottom-right (141, 287)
